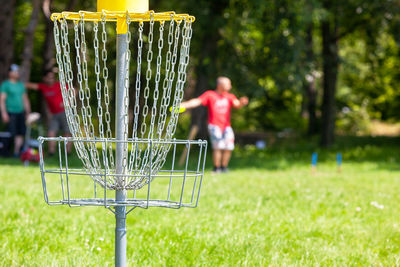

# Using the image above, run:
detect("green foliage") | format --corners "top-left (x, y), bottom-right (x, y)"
top-left (336, 102), bottom-right (372, 135)
top-left (9, 0), bottom-right (400, 136)
top-left (340, 30), bottom-right (400, 122)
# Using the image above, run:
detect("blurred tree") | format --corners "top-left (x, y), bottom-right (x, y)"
top-left (222, 0), bottom-right (308, 131)
top-left (303, 24), bottom-right (318, 136)
top-left (20, 0), bottom-right (42, 83)
top-left (320, 0), bottom-right (338, 146)
top-left (41, 0), bottom-right (55, 73)
top-left (0, 0), bottom-right (17, 82)
top-left (319, 0), bottom-right (396, 146)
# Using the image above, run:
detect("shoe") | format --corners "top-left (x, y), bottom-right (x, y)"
top-left (220, 167), bottom-right (229, 173)
top-left (212, 167), bottom-right (221, 174)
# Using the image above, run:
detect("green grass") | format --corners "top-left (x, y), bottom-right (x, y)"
top-left (1, 136), bottom-right (400, 266)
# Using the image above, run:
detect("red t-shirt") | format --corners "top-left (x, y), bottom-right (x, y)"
top-left (38, 82), bottom-right (64, 114)
top-left (198, 90), bottom-right (238, 130)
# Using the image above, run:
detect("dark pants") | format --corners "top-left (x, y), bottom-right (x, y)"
top-left (8, 112), bottom-right (26, 136)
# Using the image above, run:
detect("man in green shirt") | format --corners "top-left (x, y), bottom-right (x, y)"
top-left (0, 64), bottom-right (31, 157)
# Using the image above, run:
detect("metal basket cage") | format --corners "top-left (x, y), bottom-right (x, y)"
top-left (38, 136), bottom-right (207, 210)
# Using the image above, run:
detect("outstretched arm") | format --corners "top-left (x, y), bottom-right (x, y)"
top-left (25, 82), bottom-right (39, 90)
top-left (0, 93), bottom-right (9, 123)
top-left (180, 98), bottom-right (202, 110)
top-left (23, 93), bottom-right (31, 115)
top-left (232, 96), bottom-right (249, 109)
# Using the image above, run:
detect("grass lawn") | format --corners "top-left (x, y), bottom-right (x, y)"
top-left (1, 136), bottom-right (400, 266)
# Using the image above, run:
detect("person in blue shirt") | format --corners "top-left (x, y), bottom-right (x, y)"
top-left (0, 64), bottom-right (31, 157)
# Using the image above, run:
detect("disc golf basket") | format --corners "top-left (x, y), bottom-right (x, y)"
top-left (37, 1), bottom-right (207, 266)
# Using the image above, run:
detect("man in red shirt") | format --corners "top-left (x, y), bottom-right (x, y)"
top-left (26, 71), bottom-right (71, 155)
top-left (180, 77), bottom-right (248, 173)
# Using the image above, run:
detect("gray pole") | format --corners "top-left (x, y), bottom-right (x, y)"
top-left (115, 33), bottom-right (129, 267)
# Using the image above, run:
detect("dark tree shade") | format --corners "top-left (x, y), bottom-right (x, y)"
top-left (0, 0), bottom-right (17, 82)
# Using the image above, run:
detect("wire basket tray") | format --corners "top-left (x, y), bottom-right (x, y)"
top-left (38, 137), bottom-right (207, 210)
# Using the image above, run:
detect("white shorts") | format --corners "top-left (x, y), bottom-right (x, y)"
top-left (208, 124), bottom-right (235, 151)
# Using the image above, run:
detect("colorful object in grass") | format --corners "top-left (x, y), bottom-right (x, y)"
top-left (20, 148), bottom-right (40, 163)
top-left (311, 152), bottom-right (317, 174)
top-left (169, 106), bottom-right (186, 114)
top-left (311, 152), bottom-right (318, 166)
top-left (336, 153), bottom-right (342, 166)
top-left (337, 152), bottom-right (342, 172)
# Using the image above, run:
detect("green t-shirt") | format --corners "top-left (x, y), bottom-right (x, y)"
top-left (0, 80), bottom-right (26, 113)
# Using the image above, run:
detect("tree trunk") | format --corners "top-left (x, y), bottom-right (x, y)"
top-left (191, 74), bottom-right (210, 139)
top-left (190, 1), bottom-right (229, 139)
top-left (42, 0), bottom-right (55, 73)
top-left (303, 25), bottom-right (318, 136)
top-left (41, 0), bottom-right (78, 73)
top-left (306, 78), bottom-right (317, 136)
top-left (320, 18), bottom-right (339, 147)
top-left (0, 0), bottom-right (16, 82)
top-left (191, 32), bottom-right (220, 139)
top-left (36, 0), bottom-right (55, 127)
top-left (20, 0), bottom-right (42, 83)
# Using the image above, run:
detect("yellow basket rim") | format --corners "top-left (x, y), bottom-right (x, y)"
top-left (51, 10), bottom-right (195, 23)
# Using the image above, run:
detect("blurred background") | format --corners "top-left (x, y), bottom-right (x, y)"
top-left (1, 0), bottom-right (400, 147)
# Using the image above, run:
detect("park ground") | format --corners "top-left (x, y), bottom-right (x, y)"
top-left (1, 135), bottom-right (400, 266)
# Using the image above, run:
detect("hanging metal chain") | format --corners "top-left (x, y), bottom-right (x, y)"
top-left (167, 19), bottom-right (192, 138)
top-left (146, 20), bottom-right (164, 140)
top-left (133, 18), bottom-right (188, 188)
top-left (121, 12), bottom-right (132, 185)
top-left (80, 15), bottom-right (95, 139)
top-left (164, 20), bottom-right (182, 138)
top-left (148, 17), bottom-right (178, 178)
top-left (129, 20), bottom-right (166, 187)
top-left (55, 19), bottom-right (90, 165)
top-left (140, 12), bottom-right (155, 138)
top-left (92, 21), bottom-right (104, 172)
top-left (79, 15), bottom-right (101, 172)
top-left (132, 22), bottom-right (143, 139)
top-left (150, 18), bottom-right (179, 171)
top-left (132, 13), bottom-right (156, 185)
top-left (128, 21), bottom-right (144, 174)
top-left (61, 19), bottom-right (92, 170)
top-left (54, 20), bottom-right (70, 130)
top-left (94, 21), bottom-right (103, 139)
top-left (157, 16), bottom-right (175, 140)
top-left (63, 20), bottom-right (80, 138)
top-left (153, 19), bottom-right (193, 172)
top-left (77, 17), bottom-right (94, 156)
top-left (157, 15), bottom-right (177, 150)
top-left (101, 14), bottom-right (115, 170)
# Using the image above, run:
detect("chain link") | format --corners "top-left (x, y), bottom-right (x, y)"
top-left (153, 20), bottom-right (193, 172)
top-left (61, 19), bottom-right (92, 172)
top-left (157, 16), bottom-right (175, 140)
top-left (168, 20), bottom-right (192, 137)
top-left (128, 21), bottom-right (144, 174)
top-left (85, 19), bottom-right (101, 170)
top-left (121, 13), bottom-right (132, 186)
top-left (147, 21), bottom-right (164, 139)
top-left (101, 14), bottom-right (115, 170)
top-left (140, 12), bottom-right (155, 137)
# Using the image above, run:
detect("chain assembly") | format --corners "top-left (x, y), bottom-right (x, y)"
top-left (52, 12), bottom-right (195, 190)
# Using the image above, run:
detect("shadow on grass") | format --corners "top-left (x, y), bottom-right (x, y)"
top-left (229, 135), bottom-right (400, 171)
top-left (1, 135), bottom-right (399, 172)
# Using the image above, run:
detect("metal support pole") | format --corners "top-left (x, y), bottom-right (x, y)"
top-left (115, 33), bottom-right (129, 267)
